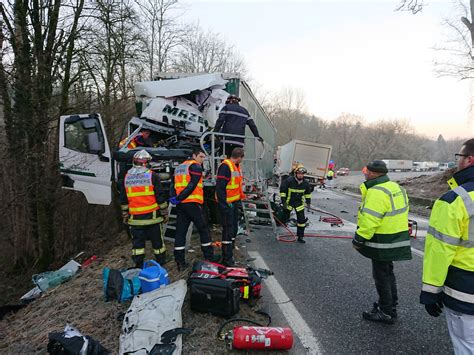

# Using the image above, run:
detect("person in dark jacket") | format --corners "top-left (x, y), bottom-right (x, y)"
top-left (214, 95), bottom-right (263, 157)
top-left (280, 166), bottom-right (312, 243)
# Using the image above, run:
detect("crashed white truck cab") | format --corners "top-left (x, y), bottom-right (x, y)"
top-left (59, 73), bottom-right (229, 205)
top-left (58, 73), bottom-right (274, 206)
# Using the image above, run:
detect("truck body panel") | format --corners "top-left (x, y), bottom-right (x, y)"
top-left (276, 140), bottom-right (332, 185)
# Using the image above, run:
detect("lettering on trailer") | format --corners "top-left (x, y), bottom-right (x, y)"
top-left (162, 104), bottom-right (207, 125)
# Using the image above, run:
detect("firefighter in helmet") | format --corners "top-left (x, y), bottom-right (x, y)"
top-left (119, 150), bottom-right (169, 267)
top-left (216, 147), bottom-right (246, 266)
top-left (169, 147), bottom-right (218, 271)
top-left (280, 165), bottom-right (312, 243)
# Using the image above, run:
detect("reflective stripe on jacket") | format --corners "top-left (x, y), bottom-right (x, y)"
top-left (354, 175), bottom-right (411, 261)
top-left (219, 159), bottom-right (244, 203)
top-left (421, 166), bottom-right (474, 314)
top-left (280, 176), bottom-right (312, 212)
top-left (125, 169), bottom-right (159, 215)
top-left (174, 160), bottom-right (204, 204)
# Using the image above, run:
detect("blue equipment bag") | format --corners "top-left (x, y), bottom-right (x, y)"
top-left (139, 260), bottom-right (169, 293)
top-left (103, 268), bottom-right (141, 303)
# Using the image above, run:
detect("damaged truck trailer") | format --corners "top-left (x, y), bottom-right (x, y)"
top-left (58, 73), bottom-right (276, 221)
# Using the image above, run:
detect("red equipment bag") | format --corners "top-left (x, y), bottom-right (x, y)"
top-left (190, 261), bottom-right (263, 301)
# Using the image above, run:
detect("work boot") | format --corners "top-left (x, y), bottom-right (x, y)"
top-left (362, 304), bottom-right (395, 325)
top-left (155, 253), bottom-right (169, 266)
top-left (372, 302), bottom-right (397, 319)
top-left (297, 237), bottom-right (306, 244)
top-left (222, 258), bottom-right (236, 267)
top-left (176, 261), bottom-right (189, 272)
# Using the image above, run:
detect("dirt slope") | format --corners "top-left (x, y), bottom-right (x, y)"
top-left (0, 232), bottom-right (270, 354)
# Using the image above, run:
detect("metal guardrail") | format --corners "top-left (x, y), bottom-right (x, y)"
top-left (199, 131), bottom-right (265, 186)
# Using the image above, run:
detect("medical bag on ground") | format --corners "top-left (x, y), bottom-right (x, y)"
top-left (190, 261), bottom-right (263, 302)
top-left (103, 268), bottom-right (141, 303)
top-left (138, 260), bottom-right (169, 293)
top-left (188, 277), bottom-right (240, 318)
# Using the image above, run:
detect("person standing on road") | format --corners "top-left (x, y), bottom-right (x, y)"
top-left (169, 147), bottom-right (217, 271)
top-left (420, 139), bottom-right (474, 354)
top-left (280, 165), bottom-right (312, 243)
top-left (214, 95), bottom-right (263, 157)
top-left (216, 147), bottom-right (245, 266)
top-left (352, 160), bottom-right (411, 324)
top-left (327, 168), bottom-right (335, 188)
top-left (120, 150), bottom-right (169, 268)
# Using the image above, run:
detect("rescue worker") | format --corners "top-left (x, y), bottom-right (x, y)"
top-left (120, 150), bottom-right (169, 268)
top-left (280, 165), bottom-right (312, 243)
top-left (216, 147), bottom-right (245, 266)
top-left (169, 147), bottom-right (217, 271)
top-left (327, 168), bottom-right (335, 187)
top-left (214, 94), bottom-right (263, 157)
top-left (119, 129), bottom-right (152, 149)
top-left (352, 160), bottom-right (411, 324)
top-left (420, 139), bottom-right (474, 353)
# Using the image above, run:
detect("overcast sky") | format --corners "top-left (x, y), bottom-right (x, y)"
top-left (181, 0), bottom-right (473, 140)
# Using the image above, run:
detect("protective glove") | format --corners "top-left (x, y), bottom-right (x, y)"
top-left (122, 211), bottom-right (129, 225)
top-left (257, 137), bottom-right (264, 143)
top-left (425, 302), bottom-right (443, 317)
top-left (169, 196), bottom-right (181, 205)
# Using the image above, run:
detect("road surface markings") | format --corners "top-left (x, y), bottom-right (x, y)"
top-left (248, 251), bottom-right (322, 355)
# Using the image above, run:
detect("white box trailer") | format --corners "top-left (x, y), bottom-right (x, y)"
top-left (382, 159), bottom-right (413, 172)
top-left (276, 140), bottom-right (332, 186)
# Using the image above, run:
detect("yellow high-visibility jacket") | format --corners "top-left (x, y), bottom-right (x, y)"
top-left (421, 166), bottom-right (474, 315)
top-left (353, 175), bottom-right (412, 261)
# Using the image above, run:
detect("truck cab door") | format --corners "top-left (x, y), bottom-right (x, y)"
top-left (59, 114), bottom-right (112, 205)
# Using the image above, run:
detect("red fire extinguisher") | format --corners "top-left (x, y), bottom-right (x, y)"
top-left (225, 326), bottom-right (293, 350)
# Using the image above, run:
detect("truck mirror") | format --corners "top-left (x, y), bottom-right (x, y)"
top-left (87, 131), bottom-right (104, 154)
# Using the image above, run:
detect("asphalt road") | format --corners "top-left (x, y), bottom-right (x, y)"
top-left (244, 187), bottom-right (452, 354)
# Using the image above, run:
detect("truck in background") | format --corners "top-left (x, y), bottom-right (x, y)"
top-left (439, 162), bottom-right (456, 171)
top-left (58, 73), bottom-right (276, 206)
top-left (412, 161), bottom-right (439, 172)
top-left (381, 159), bottom-right (413, 172)
top-left (275, 139), bottom-right (332, 188)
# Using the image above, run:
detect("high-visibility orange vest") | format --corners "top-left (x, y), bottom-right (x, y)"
top-left (173, 160), bottom-right (204, 204)
top-left (124, 169), bottom-right (159, 215)
top-left (220, 159), bottom-right (244, 203)
top-left (119, 133), bottom-right (144, 149)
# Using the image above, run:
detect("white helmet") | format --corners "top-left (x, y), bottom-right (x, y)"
top-left (133, 149), bottom-right (151, 167)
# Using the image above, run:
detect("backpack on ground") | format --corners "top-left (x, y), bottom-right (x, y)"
top-left (103, 268), bottom-right (141, 303)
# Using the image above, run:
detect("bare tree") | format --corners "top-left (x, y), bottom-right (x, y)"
top-left (396, 0), bottom-right (424, 14)
top-left (0, 0), bottom-right (88, 269)
top-left (171, 23), bottom-right (247, 75)
top-left (135, 0), bottom-right (186, 79)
